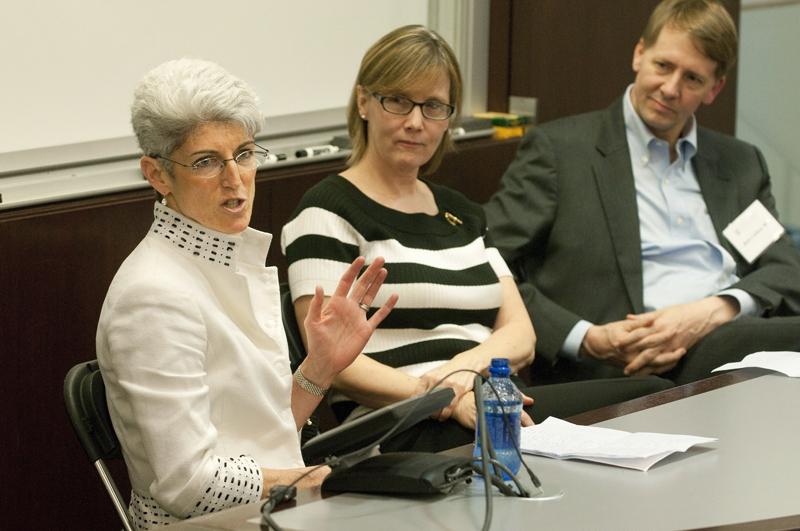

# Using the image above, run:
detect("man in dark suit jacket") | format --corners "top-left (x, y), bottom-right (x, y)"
top-left (485, 0), bottom-right (800, 385)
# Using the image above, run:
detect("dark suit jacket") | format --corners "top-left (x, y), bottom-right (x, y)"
top-left (484, 97), bottom-right (800, 375)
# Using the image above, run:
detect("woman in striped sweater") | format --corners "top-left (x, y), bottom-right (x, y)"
top-left (281, 26), bottom-right (671, 452)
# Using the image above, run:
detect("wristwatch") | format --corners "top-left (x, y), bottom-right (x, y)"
top-left (293, 367), bottom-right (328, 397)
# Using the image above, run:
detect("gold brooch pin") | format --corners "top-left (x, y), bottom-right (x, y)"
top-left (444, 211), bottom-right (463, 226)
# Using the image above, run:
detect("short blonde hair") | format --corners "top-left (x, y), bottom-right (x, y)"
top-left (346, 25), bottom-right (462, 175)
top-left (642, 0), bottom-right (737, 78)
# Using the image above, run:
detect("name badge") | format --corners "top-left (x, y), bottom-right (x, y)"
top-left (722, 200), bottom-right (785, 263)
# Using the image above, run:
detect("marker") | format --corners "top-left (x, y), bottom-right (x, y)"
top-left (295, 145), bottom-right (340, 158)
top-left (264, 153), bottom-right (287, 163)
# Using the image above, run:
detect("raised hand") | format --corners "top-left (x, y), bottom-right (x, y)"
top-left (301, 256), bottom-right (398, 388)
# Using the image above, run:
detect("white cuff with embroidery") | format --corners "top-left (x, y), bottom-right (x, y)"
top-left (129, 455), bottom-right (263, 530)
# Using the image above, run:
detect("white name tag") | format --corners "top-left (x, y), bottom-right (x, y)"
top-left (722, 200), bottom-right (785, 263)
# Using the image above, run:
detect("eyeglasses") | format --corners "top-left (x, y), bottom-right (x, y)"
top-left (372, 93), bottom-right (455, 121)
top-left (153, 143), bottom-right (269, 179)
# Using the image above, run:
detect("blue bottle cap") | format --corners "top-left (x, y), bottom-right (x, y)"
top-left (489, 357), bottom-right (510, 377)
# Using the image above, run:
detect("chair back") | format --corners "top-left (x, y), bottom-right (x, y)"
top-left (64, 360), bottom-right (133, 531)
top-left (280, 283), bottom-right (308, 370)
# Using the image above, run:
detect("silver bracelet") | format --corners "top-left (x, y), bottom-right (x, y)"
top-left (293, 367), bottom-right (328, 397)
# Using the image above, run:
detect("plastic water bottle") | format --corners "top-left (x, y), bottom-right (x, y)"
top-left (473, 358), bottom-right (522, 480)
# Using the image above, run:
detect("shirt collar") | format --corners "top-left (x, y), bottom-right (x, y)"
top-left (150, 201), bottom-right (272, 269)
top-left (623, 85), bottom-right (698, 166)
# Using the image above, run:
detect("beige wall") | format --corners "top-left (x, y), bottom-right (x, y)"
top-left (736, 2), bottom-right (800, 226)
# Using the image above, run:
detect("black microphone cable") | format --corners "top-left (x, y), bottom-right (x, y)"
top-left (260, 459), bottom-right (338, 531)
top-left (473, 372), bottom-right (495, 531)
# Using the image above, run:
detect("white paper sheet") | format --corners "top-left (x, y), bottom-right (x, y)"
top-left (520, 417), bottom-right (717, 471)
top-left (712, 350), bottom-right (800, 377)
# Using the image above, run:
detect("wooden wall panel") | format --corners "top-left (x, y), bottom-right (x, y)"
top-left (0, 192), bottom-right (153, 529)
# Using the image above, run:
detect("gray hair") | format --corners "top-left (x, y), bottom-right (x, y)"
top-left (131, 58), bottom-right (262, 160)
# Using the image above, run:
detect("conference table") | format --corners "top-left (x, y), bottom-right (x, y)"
top-left (170, 368), bottom-right (800, 530)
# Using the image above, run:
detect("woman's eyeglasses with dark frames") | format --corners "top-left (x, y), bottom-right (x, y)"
top-left (372, 93), bottom-right (454, 120)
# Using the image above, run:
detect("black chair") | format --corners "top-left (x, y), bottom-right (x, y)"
top-left (280, 283), bottom-right (308, 368)
top-left (64, 360), bottom-right (133, 531)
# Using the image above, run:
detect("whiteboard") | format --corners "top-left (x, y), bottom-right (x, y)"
top-left (0, 0), bottom-right (428, 156)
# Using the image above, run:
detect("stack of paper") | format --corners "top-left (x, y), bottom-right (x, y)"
top-left (712, 350), bottom-right (800, 377)
top-left (520, 417), bottom-right (717, 471)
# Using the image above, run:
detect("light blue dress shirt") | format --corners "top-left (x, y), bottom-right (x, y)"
top-left (561, 87), bottom-right (758, 359)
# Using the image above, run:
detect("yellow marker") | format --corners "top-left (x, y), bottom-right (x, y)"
top-left (493, 125), bottom-right (526, 139)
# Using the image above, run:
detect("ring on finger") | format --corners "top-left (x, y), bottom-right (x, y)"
top-left (358, 302), bottom-right (370, 312)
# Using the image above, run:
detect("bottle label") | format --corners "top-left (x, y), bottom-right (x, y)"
top-left (474, 404), bottom-right (522, 479)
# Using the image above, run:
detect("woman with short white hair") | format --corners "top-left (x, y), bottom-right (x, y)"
top-left (97, 58), bottom-right (397, 529)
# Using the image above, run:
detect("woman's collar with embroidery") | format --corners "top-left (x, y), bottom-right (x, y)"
top-left (150, 201), bottom-right (242, 268)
